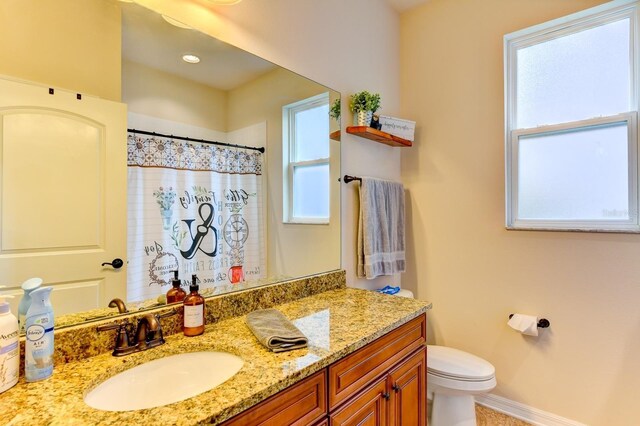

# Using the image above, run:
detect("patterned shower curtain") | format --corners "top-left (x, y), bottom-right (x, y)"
top-left (126, 132), bottom-right (265, 302)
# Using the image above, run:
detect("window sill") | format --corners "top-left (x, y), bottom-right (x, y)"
top-left (284, 219), bottom-right (330, 225)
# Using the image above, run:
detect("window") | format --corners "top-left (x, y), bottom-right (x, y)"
top-left (283, 93), bottom-right (330, 224)
top-left (505, 1), bottom-right (640, 231)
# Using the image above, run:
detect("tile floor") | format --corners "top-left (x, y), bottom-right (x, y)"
top-left (427, 400), bottom-right (534, 425)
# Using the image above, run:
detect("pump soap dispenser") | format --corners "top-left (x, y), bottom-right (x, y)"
top-left (167, 270), bottom-right (187, 304)
top-left (183, 274), bottom-right (204, 336)
top-left (0, 289), bottom-right (19, 394)
top-left (25, 287), bottom-right (54, 382)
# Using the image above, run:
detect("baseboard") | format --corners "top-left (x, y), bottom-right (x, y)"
top-left (475, 394), bottom-right (587, 426)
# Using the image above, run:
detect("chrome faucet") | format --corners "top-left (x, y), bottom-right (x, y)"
top-left (97, 309), bottom-right (176, 356)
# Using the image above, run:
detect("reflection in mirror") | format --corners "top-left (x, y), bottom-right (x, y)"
top-left (0, 0), bottom-right (340, 330)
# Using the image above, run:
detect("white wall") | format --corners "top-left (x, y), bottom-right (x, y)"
top-left (136, 0), bottom-right (404, 290)
top-left (0, 0), bottom-right (121, 101)
top-left (400, 0), bottom-right (639, 424)
top-left (227, 67), bottom-right (340, 280)
top-left (123, 59), bottom-right (228, 132)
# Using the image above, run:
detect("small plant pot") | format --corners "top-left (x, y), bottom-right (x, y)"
top-left (353, 110), bottom-right (373, 127)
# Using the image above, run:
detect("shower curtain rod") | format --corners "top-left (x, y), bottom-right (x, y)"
top-left (127, 128), bottom-right (266, 153)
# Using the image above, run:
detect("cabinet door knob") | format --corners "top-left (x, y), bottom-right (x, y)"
top-left (392, 383), bottom-right (400, 392)
top-left (102, 258), bottom-right (124, 269)
top-left (382, 392), bottom-right (390, 400)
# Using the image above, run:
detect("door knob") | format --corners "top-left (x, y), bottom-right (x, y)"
top-left (382, 392), bottom-right (390, 400)
top-left (102, 258), bottom-right (124, 269)
top-left (392, 383), bottom-right (400, 392)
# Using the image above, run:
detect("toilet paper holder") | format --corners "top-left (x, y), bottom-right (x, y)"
top-left (508, 314), bottom-right (550, 328)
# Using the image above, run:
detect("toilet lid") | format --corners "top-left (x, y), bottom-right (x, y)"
top-left (427, 345), bottom-right (495, 381)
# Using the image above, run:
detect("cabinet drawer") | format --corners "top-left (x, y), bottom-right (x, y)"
top-left (222, 370), bottom-right (327, 426)
top-left (328, 314), bottom-right (426, 409)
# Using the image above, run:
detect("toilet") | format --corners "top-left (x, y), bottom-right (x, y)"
top-left (427, 345), bottom-right (496, 426)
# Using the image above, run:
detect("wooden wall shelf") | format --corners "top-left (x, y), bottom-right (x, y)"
top-left (330, 130), bottom-right (341, 141)
top-left (345, 126), bottom-right (412, 147)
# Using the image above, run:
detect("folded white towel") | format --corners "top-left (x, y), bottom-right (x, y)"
top-left (357, 177), bottom-right (406, 279)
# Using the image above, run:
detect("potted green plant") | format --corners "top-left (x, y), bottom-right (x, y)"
top-left (349, 91), bottom-right (381, 126)
top-left (329, 98), bottom-right (341, 121)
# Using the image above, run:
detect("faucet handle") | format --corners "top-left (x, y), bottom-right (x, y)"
top-left (97, 321), bottom-right (135, 356)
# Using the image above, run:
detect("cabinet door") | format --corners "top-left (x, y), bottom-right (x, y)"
top-left (388, 348), bottom-right (427, 426)
top-left (329, 315), bottom-right (426, 409)
top-left (222, 370), bottom-right (327, 426)
top-left (330, 377), bottom-right (388, 426)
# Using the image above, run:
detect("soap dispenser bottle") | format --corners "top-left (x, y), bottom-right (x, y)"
top-left (0, 291), bottom-right (19, 394)
top-left (183, 274), bottom-right (204, 336)
top-left (25, 287), bottom-right (54, 382)
top-left (166, 270), bottom-right (187, 304)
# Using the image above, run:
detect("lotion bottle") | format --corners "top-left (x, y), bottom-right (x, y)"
top-left (183, 274), bottom-right (204, 336)
top-left (25, 287), bottom-right (54, 382)
top-left (0, 291), bottom-right (19, 394)
top-left (166, 270), bottom-right (186, 304)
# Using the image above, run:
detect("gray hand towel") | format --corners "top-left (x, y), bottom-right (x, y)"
top-left (357, 177), bottom-right (406, 279)
top-left (245, 309), bottom-right (308, 352)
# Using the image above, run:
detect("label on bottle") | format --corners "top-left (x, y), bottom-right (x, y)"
top-left (25, 315), bottom-right (54, 382)
top-left (184, 304), bottom-right (204, 328)
top-left (0, 326), bottom-right (19, 393)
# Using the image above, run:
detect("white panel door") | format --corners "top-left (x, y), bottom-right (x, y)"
top-left (0, 78), bottom-right (127, 317)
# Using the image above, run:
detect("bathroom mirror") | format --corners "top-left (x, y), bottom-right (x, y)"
top-left (0, 0), bottom-right (341, 329)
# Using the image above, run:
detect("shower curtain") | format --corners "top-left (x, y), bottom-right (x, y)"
top-left (126, 132), bottom-right (265, 302)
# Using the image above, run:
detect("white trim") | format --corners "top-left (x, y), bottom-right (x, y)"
top-left (281, 92), bottom-right (331, 224)
top-left (504, 2), bottom-right (640, 232)
top-left (508, 113), bottom-right (640, 232)
top-left (475, 394), bottom-right (588, 426)
top-left (504, 0), bottom-right (638, 42)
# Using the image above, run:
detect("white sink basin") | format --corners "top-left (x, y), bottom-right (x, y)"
top-left (84, 351), bottom-right (243, 411)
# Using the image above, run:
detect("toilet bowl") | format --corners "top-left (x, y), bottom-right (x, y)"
top-left (428, 345), bottom-right (496, 426)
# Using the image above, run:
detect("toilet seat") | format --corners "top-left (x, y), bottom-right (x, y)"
top-left (427, 345), bottom-right (497, 426)
top-left (427, 345), bottom-right (495, 381)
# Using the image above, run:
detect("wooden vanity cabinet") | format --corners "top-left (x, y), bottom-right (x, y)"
top-left (221, 314), bottom-right (427, 426)
top-left (331, 377), bottom-right (389, 425)
top-left (387, 348), bottom-right (427, 426)
top-left (221, 370), bottom-right (327, 426)
top-left (329, 347), bottom-right (426, 426)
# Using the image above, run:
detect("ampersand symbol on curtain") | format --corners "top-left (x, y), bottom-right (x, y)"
top-left (180, 203), bottom-right (218, 260)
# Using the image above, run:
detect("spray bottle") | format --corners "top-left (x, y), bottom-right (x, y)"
top-left (25, 287), bottom-right (54, 382)
top-left (0, 289), bottom-right (19, 393)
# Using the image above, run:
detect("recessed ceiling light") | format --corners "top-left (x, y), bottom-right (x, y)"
top-left (182, 54), bottom-right (201, 64)
top-left (161, 15), bottom-right (192, 29)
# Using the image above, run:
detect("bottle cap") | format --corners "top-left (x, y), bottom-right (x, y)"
top-left (21, 277), bottom-right (43, 291)
top-left (0, 287), bottom-right (14, 314)
top-left (190, 274), bottom-right (199, 292)
top-left (172, 270), bottom-right (181, 288)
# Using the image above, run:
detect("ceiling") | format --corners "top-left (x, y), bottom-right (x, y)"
top-left (121, 0), bottom-right (427, 91)
top-left (386, 0), bottom-right (429, 12)
top-left (121, 4), bottom-right (276, 91)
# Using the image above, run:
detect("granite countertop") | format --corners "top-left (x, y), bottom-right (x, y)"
top-left (1, 288), bottom-right (431, 426)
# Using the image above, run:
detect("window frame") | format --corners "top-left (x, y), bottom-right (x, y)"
top-left (282, 92), bottom-right (331, 225)
top-left (504, 0), bottom-right (640, 232)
